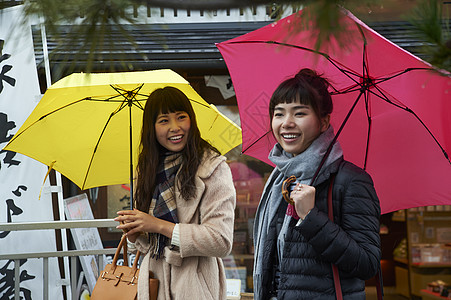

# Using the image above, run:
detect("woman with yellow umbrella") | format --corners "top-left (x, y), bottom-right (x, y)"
top-left (115, 87), bottom-right (236, 300)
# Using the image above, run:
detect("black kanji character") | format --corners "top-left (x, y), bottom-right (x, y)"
top-left (0, 112), bottom-right (20, 169)
top-left (0, 199), bottom-right (23, 239)
top-left (0, 43), bottom-right (16, 93)
top-left (12, 185), bottom-right (27, 197)
top-left (0, 259), bottom-right (35, 300)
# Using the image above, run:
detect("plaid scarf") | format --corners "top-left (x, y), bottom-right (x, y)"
top-left (148, 152), bottom-right (182, 259)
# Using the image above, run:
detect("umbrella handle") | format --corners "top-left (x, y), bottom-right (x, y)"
top-left (282, 175), bottom-right (296, 205)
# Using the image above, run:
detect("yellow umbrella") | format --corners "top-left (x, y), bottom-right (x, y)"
top-left (4, 69), bottom-right (242, 201)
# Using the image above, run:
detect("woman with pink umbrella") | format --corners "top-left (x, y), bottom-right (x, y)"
top-left (253, 68), bottom-right (381, 299)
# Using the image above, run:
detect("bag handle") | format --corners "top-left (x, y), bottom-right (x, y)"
top-left (111, 235), bottom-right (141, 275)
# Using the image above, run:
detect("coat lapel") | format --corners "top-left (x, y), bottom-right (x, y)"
top-left (175, 153), bottom-right (225, 224)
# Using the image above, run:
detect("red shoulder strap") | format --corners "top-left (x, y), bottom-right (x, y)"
top-left (327, 175), bottom-right (343, 300)
top-left (328, 174), bottom-right (383, 300)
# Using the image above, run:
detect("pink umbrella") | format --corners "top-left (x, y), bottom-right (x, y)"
top-left (217, 8), bottom-right (451, 214)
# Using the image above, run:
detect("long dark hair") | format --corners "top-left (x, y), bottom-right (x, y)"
top-left (135, 86), bottom-right (219, 212)
top-left (269, 68), bottom-right (333, 124)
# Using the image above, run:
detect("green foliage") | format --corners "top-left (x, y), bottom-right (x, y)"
top-left (407, 0), bottom-right (451, 72)
top-left (264, 0), bottom-right (379, 51)
top-left (24, 0), bottom-right (144, 74)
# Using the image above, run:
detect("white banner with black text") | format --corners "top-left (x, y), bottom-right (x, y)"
top-left (0, 5), bottom-right (63, 300)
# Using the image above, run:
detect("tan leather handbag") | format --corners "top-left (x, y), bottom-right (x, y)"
top-left (91, 234), bottom-right (159, 300)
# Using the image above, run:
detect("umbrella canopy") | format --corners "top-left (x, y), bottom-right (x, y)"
top-left (217, 8), bottom-right (451, 214)
top-left (4, 69), bottom-right (242, 193)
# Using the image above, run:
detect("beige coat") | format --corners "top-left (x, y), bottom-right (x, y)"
top-left (135, 153), bottom-right (236, 300)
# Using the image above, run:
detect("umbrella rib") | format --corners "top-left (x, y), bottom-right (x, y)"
top-left (113, 99), bottom-right (130, 114)
top-left (111, 84), bottom-right (144, 93)
top-left (366, 68), bottom-right (437, 106)
top-left (367, 85), bottom-right (406, 110)
top-left (208, 114), bottom-right (219, 131)
top-left (86, 94), bottom-right (128, 102)
top-left (85, 93), bottom-right (146, 104)
top-left (372, 88), bottom-right (451, 165)
top-left (326, 58), bottom-right (362, 87)
top-left (367, 68), bottom-right (437, 106)
top-left (375, 67), bottom-right (435, 85)
top-left (331, 84), bottom-right (361, 95)
top-left (97, 85), bottom-right (143, 115)
top-left (365, 81), bottom-right (451, 166)
top-left (82, 112), bottom-right (115, 189)
top-left (189, 98), bottom-right (210, 108)
top-left (327, 68), bottom-right (363, 93)
top-left (241, 130), bottom-right (272, 154)
top-left (365, 85), bottom-right (451, 167)
top-left (311, 90), bottom-right (365, 184)
top-left (133, 99), bottom-right (145, 110)
top-left (7, 99), bottom-right (87, 144)
top-left (358, 58), bottom-right (450, 166)
top-left (408, 109), bottom-right (451, 164)
top-left (110, 84), bottom-right (143, 102)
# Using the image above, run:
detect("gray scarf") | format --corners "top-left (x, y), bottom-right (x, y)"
top-left (253, 126), bottom-right (343, 299)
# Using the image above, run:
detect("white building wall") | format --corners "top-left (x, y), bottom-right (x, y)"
top-left (27, 5), bottom-right (297, 25)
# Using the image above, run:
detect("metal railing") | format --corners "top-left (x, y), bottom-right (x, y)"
top-left (0, 219), bottom-right (118, 300)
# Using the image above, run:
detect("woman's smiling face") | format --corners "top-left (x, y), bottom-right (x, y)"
top-left (155, 111), bottom-right (191, 152)
top-left (271, 101), bottom-right (329, 156)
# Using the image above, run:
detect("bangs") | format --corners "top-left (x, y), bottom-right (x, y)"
top-left (271, 84), bottom-right (316, 107)
top-left (148, 87), bottom-right (194, 122)
top-left (157, 90), bottom-right (191, 114)
top-left (269, 78), bottom-right (318, 114)
top-left (268, 69), bottom-right (333, 125)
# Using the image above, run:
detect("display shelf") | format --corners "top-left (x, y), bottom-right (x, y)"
top-left (411, 262), bottom-right (451, 268)
top-left (423, 216), bottom-right (451, 221)
top-left (402, 208), bottom-right (451, 298)
top-left (420, 289), bottom-right (448, 300)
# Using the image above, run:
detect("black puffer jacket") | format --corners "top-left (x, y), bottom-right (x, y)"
top-left (258, 160), bottom-right (381, 299)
